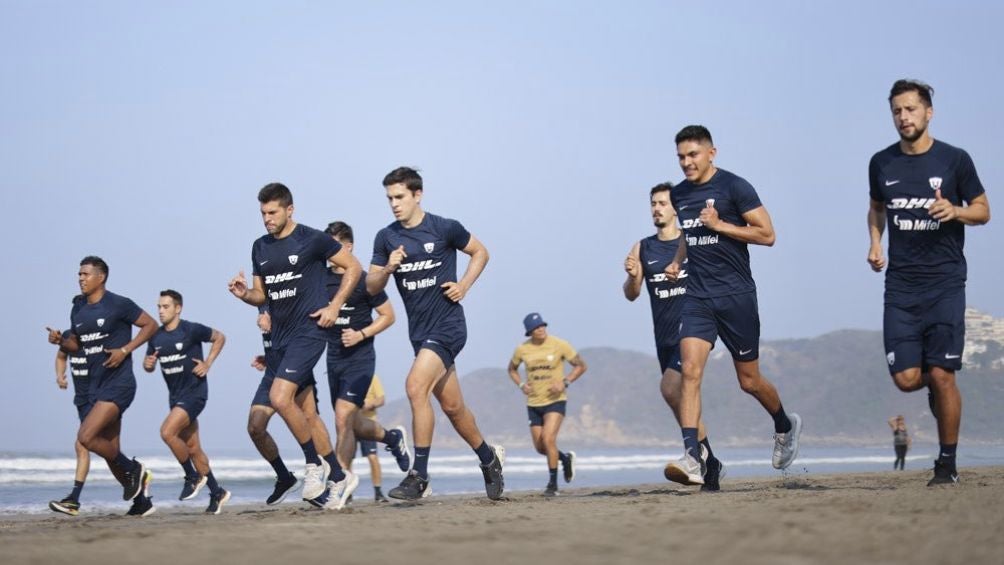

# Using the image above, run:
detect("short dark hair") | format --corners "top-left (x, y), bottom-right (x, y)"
top-left (324, 221), bottom-right (354, 243)
top-left (80, 256), bottom-right (109, 280)
top-left (382, 167), bottom-right (423, 194)
top-left (889, 79), bottom-right (934, 107)
top-left (159, 289), bottom-right (183, 306)
top-left (258, 182), bottom-right (294, 207)
top-left (650, 182), bottom-right (674, 198)
top-left (675, 125), bottom-right (713, 146)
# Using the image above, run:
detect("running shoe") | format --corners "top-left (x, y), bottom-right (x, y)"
top-left (179, 474), bottom-right (207, 501)
top-left (664, 450), bottom-right (705, 486)
top-left (543, 483), bottom-right (559, 497)
top-left (386, 426), bottom-right (412, 472)
top-left (701, 457), bottom-right (726, 492)
top-left (122, 458), bottom-right (146, 501)
top-left (389, 470), bottom-right (431, 500)
top-left (772, 413), bottom-right (803, 470)
top-left (126, 471), bottom-right (155, 517)
top-left (267, 473), bottom-right (299, 505)
top-left (562, 451), bottom-right (576, 483)
top-left (324, 471), bottom-right (360, 511)
top-left (302, 460), bottom-right (329, 500)
top-left (927, 459), bottom-right (959, 486)
top-left (480, 445), bottom-right (505, 500)
top-left (205, 489), bottom-right (231, 514)
top-left (48, 497), bottom-right (80, 516)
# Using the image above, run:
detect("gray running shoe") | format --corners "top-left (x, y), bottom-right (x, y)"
top-left (772, 413), bottom-right (802, 470)
top-left (389, 470), bottom-right (431, 500)
top-left (543, 483), bottom-right (559, 497)
top-left (386, 426), bottom-right (412, 472)
top-left (664, 451), bottom-right (705, 486)
top-left (324, 471), bottom-right (360, 510)
top-left (302, 460), bottom-right (328, 500)
top-left (480, 445), bottom-right (505, 500)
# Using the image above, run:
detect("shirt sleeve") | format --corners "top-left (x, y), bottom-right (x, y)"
top-left (120, 296), bottom-right (144, 325)
top-left (192, 322), bottom-right (214, 343)
top-left (445, 219), bottom-right (472, 250)
top-left (367, 289), bottom-right (390, 309)
top-left (510, 345), bottom-right (523, 368)
top-left (956, 150), bottom-right (986, 204)
top-left (316, 229), bottom-right (342, 261)
top-left (370, 228), bottom-right (389, 267)
top-left (251, 242), bottom-right (262, 278)
top-left (732, 177), bottom-right (763, 215)
top-left (868, 155), bottom-right (884, 202)
top-left (559, 338), bottom-right (579, 361)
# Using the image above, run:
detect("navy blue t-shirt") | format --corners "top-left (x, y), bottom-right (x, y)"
top-left (671, 169), bottom-right (763, 298)
top-left (146, 320), bottom-right (214, 403)
top-left (69, 291), bottom-right (143, 398)
top-left (251, 223), bottom-right (342, 348)
top-left (371, 213), bottom-right (471, 341)
top-left (639, 235), bottom-right (688, 347)
top-left (325, 269), bottom-right (389, 357)
top-left (61, 329), bottom-right (90, 407)
top-left (869, 140), bottom-right (986, 304)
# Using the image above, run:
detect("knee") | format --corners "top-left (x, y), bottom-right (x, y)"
top-left (269, 391), bottom-right (291, 412)
top-left (680, 362), bottom-right (703, 385)
top-left (440, 399), bottom-right (465, 420)
top-left (159, 426), bottom-right (174, 444)
top-left (737, 372), bottom-right (761, 395)
top-left (891, 370), bottom-right (924, 392)
top-left (76, 429), bottom-right (95, 450)
top-left (928, 369), bottom-right (957, 390)
top-left (542, 435), bottom-right (558, 450)
top-left (247, 421), bottom-right (266, 441)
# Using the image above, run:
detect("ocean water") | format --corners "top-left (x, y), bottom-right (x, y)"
top-left (3, 445), bottom-right (1002, 515)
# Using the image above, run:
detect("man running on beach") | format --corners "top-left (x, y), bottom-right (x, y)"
top-left (367, 166), bottom-right (505, 501)
top-left (47, 329), bottom-right (92, 516)
top-left (46, 256), bottom-right (158, 516)
top-left (508, 313), bottom-right (586, 496)
top-left (663, 126), bottom-right (802, 485)
top-left (352, 374), bottom-right (396, 503)
top-left (229, 182), bottom-right (363, 502)
top-left (143, 289), bottom-right (230, 513)
top-left (867, 79), bottom-right (990, 485)
top-left (623, 182), bottom-right (724, 491)
top-left (319, 221), bottom-right (409, 510)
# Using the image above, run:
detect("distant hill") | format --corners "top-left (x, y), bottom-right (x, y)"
top-left (377, 318), bottom-right (1004, 451)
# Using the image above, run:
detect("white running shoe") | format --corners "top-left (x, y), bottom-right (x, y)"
top-left (772, 413), bottom-right (803, 470)
top-left (664, 451), bottom-right (705, 486)
top-left (324, 471), bottom-right (360, 511)
top-left (302, 461), bottom-right (328, 500)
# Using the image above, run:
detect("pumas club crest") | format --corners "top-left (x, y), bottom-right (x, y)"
top-left (288, 255), bottom-right (299, 265)
top-left (929, 177), bottom-right (943, 191)
top-left (424, 242), bottom-right (435, 253)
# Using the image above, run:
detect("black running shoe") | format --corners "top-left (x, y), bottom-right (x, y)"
top-left (927, 459), bottom-right (959, 486)
top-left (205, 489), bottom-right (231, 515)
top-left (543, 483), bottom-right (558, 497)
top-left (480, 445), bottom-right (505, 501)
top-left (266, 473), bottom-right (299, 505)
top-left (126, 495), bottom-right (155, 517)
top-left (48, 497), bottom-right (80, 516)
top-left (385, 426), bottom-right (412, 472)
top-left (179, 474), bottom-right (207, 501)
top-left (375, 493), bottom-right (390, 503)
top-left (701, 457), bottom-right (726, 492)
top-left (389, 470), bottom-right (431, 500)
top-left (562, 451), bottom-right (576, 483)
top-left (122, 459), bottom-right (146, 501)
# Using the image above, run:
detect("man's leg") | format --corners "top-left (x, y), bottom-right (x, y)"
top-left (161, 407), bottom-right (207, 500)
top-left (247, 405), bottom-right (298, 504)
top-left (181, 420), bottom-right (226, 508)
top-left (540, 411), bottom-right (563, 492)
top-left (405, 350), bottom-right (450, 480)
top-left (78, 401), bottom-right (144, 499)
top-left (928, 366), bottom-right (962, 484)
top-left (664, 338), bottom-right (712, 486)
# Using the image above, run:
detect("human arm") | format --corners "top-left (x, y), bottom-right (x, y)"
top-left (341, 299), bottom-right (395, 348)
top-left (229, 271), bottom-right (268, 307)
top-left (55, 350), bottom-right (68, 389)
top-left (103, 311), bottom-right (158, 369)
top-left (442, 235), bottom-right (489, 303)
top-left (623, 241), bottom-right (643, 301)
top-left (701, 203), bottom-right (776, 246)
top-left (867, 198), bottom-right (887, 272)
top-left (929, 191), bottom-right (990, 225)
top-left (192, 329), bottom-right (226, 378)
top-left (508, 360), bottom-right (530, 396)
top-left (312, 247), bottom-right (362, 328)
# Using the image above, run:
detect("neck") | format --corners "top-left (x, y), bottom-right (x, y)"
top-left (401, 209), bottom-right (426, 229)
top-left (900, 134), bottom-right (934, 155)
top-left (695, 166), bottom-right (718, 185)
top-left (531, 336), bottom-right (546, 345)
top-left (86, 287), bottom-right (106, 304)
top-left (656, 223), bottom-right (680, 241)
top-left (164, 318), bottom-right (181, 331)
top-left (275, 220), bottom-right (297, 239)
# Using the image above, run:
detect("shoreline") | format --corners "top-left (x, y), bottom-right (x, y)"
top-left (2, 466), bottom-right (1002, 564)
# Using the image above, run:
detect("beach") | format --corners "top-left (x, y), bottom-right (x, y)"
top-left (2, 466), bottom-right (1002, 565)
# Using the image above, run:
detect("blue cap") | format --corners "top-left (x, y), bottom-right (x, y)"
top-left (523, 312), bottom-right (547, 336)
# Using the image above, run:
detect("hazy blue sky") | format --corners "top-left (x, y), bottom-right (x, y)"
top-left (3, 1), bottom-right (1002, 451)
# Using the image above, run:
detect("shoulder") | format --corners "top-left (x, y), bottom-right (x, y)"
top-left (932, 139), bottom-right (973, 166)
top-left (870, 143), bottom-right (900, 167)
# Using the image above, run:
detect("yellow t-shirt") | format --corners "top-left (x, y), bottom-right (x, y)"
top-left (361, 375), bottom-right (384, 420)
top-left (511, 335), bottom-right (578, 407)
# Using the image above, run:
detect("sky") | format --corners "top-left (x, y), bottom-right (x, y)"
top-left (2, 1), bottom-right (1002, 451)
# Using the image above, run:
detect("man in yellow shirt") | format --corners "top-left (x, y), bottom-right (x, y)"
top-left (508, 313), bottom-right (587, 496)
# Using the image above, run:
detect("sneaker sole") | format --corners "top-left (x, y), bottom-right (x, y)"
top-left (48, 501), bottom-right (79, 516)
top-left (773, 413), bottom-right (803, 470)
top-left (393, 425), bottom-right (412, 472)
top-left (180, 475), bottom-right (208, 501)
top-left (388, 484), bottom-right (432, 501)
top-left (664, 462), bottom-right (704, 486)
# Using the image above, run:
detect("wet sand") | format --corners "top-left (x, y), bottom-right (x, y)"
top-left (2, 466), bottom-right (1002, 565)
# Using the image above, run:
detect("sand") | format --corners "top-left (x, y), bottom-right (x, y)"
top-left (2, 467), bottom-right (1002, 565)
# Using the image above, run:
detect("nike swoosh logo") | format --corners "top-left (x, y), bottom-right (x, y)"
top-left (346, 392), bottom-right (357, 397)
top-left (885, 180), bottom-right (901, 186)
top-left (75, 323), bottom-right (83, 328)
top-left (739, 349), bottom-right (753, 355)
top-left (285, 368), bottom-right (297, 373)
top-left (425, 339), bottom-right (441, 346)
top-left (945, 354), bottom-right (960, 359)
top-left (679, 205), bottom-right (689, 210)
top-left (259, 260), bottom-right (269, 266)
top-left (647, 260), bottom-right (659, 265)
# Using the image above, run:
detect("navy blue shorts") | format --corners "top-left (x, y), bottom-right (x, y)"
top-left (252, 368), bottom-right (317, 408)
top-left (411, 331), bottom-right (467, 370)
top-left (75, 401), bottom-right (93, 423)
top-left (359, 439), bottom-right (378, 457)
top-left (680, 292), bottom-right (760, 361)
top-left (527, 401), bottom-right (567, 427)
top-left (170, 394), bottom-right (207, 422)
top-left (273, 337), bottom-right (326, 387)
top-left (326, 351), bottom-right (374, 408)
top-left (93, 373), bottom-right (137, 414)
top-left (883, 287), bottom-right (965, 374)
top-left (657, 344), bottom-right (682, 373)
